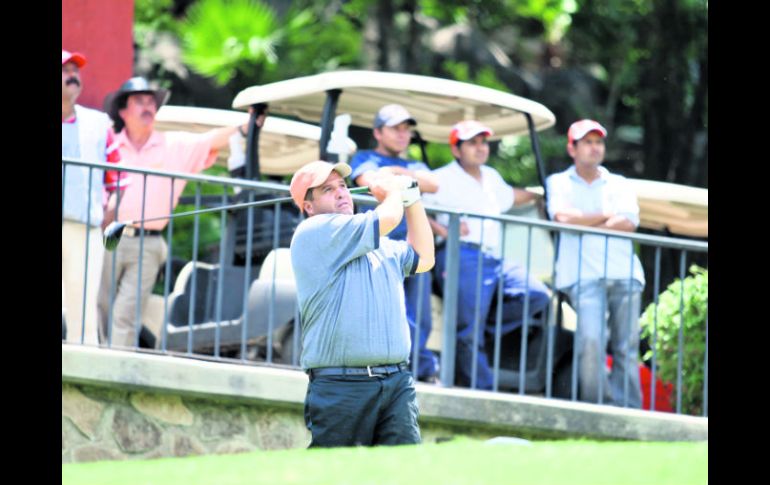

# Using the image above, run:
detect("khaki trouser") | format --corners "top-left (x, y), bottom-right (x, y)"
top-left (97, 235), bottom-right (167, 348)
top-left (62, 220), bottom-right (103, 345)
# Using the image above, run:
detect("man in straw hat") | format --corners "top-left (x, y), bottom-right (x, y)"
top-left (289, 160), bottom-right (434, 447)
top-left (96, 76), bottom-right (256, 348)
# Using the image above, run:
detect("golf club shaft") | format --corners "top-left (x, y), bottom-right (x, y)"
top-left (122, 186), bottom-right (370, 226)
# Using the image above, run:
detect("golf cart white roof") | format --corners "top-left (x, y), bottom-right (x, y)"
top-left (629, 178), bottom-right (708, 238)
top-left (232, 70), bottom-right (556, 141)
top-left (528, 179), bottom-right (708, 238)
top-left (155, 105), bottom-right (337, 175)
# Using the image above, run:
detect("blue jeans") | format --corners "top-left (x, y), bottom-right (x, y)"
top-left (565, 279), bottom-right (643, 408)
top-left (405, 272), bottom-right (439, 380)
top-left (304, 371), bottom-right (421, 447)
top-left (435, 244), bottom-right (550, 390)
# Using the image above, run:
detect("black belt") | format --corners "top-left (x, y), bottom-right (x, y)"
top-left (308, 362), bottom-right (409, 380)
top-left (122, 226), bottom-right (164, 237)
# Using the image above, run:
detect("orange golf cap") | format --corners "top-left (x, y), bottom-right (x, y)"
top-left (289, 160), bottom-right (352, 212)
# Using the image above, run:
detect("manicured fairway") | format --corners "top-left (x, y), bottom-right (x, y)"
top-left (63, 438), bottom-right (707, 485)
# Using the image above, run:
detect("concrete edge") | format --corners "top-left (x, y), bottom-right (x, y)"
top-left (62, 345), bottom-right (708, 442)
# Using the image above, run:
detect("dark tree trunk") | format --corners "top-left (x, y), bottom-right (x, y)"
top-left (403, 0), bottom-right (420, 73)
top-left (377, 0), bottom-right (394, 71)
top-left (640, 0), bottom-right (707, 187)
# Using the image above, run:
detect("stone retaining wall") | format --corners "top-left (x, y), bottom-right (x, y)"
top-left (62, 346), bottom-right (708, 463)
top-left (62, 383), bottom-right (310, 463)
top-left (62, 382), bottom-right (509, 463)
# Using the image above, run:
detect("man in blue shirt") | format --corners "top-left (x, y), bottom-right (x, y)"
top-left (349, 104), bottom-right (441, 383)
top-left (289, 160), bottom-right (434, 447)
top-left (546, 119), bottom-right (645, 408)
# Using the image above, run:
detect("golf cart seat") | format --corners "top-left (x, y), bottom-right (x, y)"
top-left (224, 199), bottom-right (301, 266)
top-left (159, 253), bottom-right (297, 354)
top-left (258, 247), bottom-right (295, 281)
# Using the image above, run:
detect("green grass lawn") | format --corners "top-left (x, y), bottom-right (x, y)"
top-left (62, 438), bottom-right (707, 485)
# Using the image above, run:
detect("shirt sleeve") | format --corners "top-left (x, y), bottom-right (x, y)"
top-left (166, 131), bottom-right (219, 174)
top-left (545, 174), bottom-right (570, 219)
top-left (349, 152), bottom-right (380, 182)
top-left (380, 238), bottom-right (418, 278)
top-left (405, 244), bottom-right (419, 277)
top-left (103, 129), bottom-right (130, 192)
top-left (611, 176), bottom-right (641, 226)
top-left (406, 161), bottom-right (430, 173)
top-left (491, 168), bottom-right (514, 212)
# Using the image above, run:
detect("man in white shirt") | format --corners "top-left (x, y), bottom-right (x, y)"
top-left (423, 120), bottom-right (550, 390)
top-left (546, 119), bottom-right (644, 408)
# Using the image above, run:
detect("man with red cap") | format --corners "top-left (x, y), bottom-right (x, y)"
top-left (289, 160), bottom-right (434, 447)
top-left (423, 120), bottom-right (549, 391)
top-left (546, 119), bottom-right (645, 408)
top-left (62, 49), bottom-right (126, 345)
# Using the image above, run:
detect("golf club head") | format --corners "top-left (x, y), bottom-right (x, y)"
top-left (103, 222), bottom-right (127, 251)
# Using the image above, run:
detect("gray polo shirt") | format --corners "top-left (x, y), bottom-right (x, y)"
top-left (290, 211), bottom-right (418, 370)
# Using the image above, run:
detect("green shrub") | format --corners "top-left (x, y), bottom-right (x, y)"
top-left (639, 265), bottom-right (708, 415)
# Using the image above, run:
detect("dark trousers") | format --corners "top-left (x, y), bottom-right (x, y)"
top-left (304, 371), bottom-right (421, 447)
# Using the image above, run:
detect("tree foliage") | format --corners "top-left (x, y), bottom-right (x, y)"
top-left (639, 265), bottom-right (708, 416)
top-left (177, 0), bottom-right (362, 92)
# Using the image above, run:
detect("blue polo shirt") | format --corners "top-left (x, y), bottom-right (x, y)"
top-left (290, 211), bottom-right (419, 370)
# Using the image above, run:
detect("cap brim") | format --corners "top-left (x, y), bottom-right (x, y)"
top-left (63, 53), bottom-right (87, 68)
top-left (309, 162), bottom-right (352, 187)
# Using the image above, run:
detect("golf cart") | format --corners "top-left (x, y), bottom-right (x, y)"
top-left (138, 105), bottom-right (356, 360)
top-left (231, 70), bottom-right (578, 393)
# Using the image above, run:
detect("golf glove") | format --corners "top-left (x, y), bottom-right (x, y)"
top-left (394, 175), bottom-right (421, 207)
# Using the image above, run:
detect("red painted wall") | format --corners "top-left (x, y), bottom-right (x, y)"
top-left (62, 0), bottom-right (134, 110)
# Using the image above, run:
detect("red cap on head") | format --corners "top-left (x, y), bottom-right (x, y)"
top-left (62, 49), bottom-right (86, 68)
top-left (289, 161), bottom-right (352, 212)
top-left (567, 119), bottom-right (607, 145)
top-left (449, 120), bottom-right (494, 146)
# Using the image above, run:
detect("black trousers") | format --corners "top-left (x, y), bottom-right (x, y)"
top-left (304, 371), bottom-right (421, 447)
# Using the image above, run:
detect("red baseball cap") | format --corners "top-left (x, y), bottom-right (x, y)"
top-left (62, 49), bottom-right (86, 68)
top-left (567, 119), bottom-right (607, 145)
top-left (289, 161), bottom-right (352, 212)
top-left (449, 120), bottom-right (494, 146)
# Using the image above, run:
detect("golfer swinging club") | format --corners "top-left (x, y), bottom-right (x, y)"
top-left (289, 160), bottom-right (435, 447)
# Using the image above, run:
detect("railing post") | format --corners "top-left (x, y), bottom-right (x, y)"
top-left (440, 213), bottom-right (461, 387)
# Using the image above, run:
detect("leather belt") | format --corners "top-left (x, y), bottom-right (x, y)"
top-left (123, 226), bottom-right (164, 237)
top-left (308, 362), bottom-right (409, 380)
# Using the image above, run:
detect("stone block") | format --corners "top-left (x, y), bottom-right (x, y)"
top-left (198, 407), bottom-right (247, 441)
top-left (73, 445), bottom-right (121, 463)
top-left (62, 384), bottom-right (105, 439)
top-left (112, 408), bottom-right (162, 453)
top-left (215, 440), bottom-right (255, 455)
top-left (131, 392), bottom-right (194, 426)
top-left (172, 434), bottom-right (207, 457)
